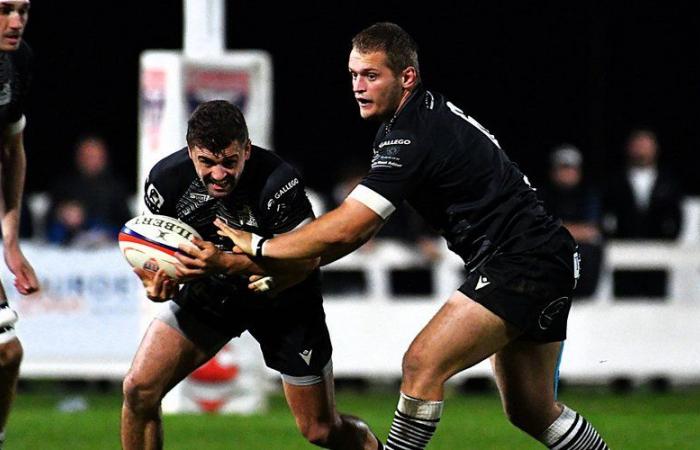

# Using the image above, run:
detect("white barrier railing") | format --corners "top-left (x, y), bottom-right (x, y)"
top-left (1, 237), bottom-right (698, 383)
top-left (323, 239), bottom-right (700, 383)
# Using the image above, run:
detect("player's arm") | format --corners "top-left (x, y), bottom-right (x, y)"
top-left (1, 128), bottom-right (39, 294)
top-left (174, 234), bottom-right (319, 280)
top-left (215, 197), bottom-right (384, 265)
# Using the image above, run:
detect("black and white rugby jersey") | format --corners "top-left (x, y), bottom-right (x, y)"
top-left (350, 85), bottom-right (564, 271)
top-left (144, 145), bottom-right (320, 300)
top-left (0, 41), bottom-right (31, 134)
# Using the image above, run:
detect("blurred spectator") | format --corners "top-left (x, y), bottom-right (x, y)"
top-left (603, 129), bottom-right (683, 240)
top-left (46, 136), bottom-right (132, 247)
top-left (539, 144), bottom-right (603, 298)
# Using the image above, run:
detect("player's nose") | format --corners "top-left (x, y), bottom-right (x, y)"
top-left (210, 165), bottom-right (228, 180)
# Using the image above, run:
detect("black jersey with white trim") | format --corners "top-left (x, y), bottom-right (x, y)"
top-left (357, 85), bottom-right (563, 270)
top-left (144, 145), bottom-right (320, 303)
top-left (0, 41), bottom-right (32, 131)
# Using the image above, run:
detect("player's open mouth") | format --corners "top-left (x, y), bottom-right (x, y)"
top-left (357, 98), bottom-right (372, 108)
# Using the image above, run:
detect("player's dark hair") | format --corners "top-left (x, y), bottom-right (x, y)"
top-left (186, 100), bottom-right (249, 153)
top-left (352, 22), bottom-right (420, 79)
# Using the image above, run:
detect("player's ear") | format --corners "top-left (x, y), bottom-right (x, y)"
top-left (401, 66), bottom-right (418, 90)
top-left (243, 139), bottom-right (252, 160)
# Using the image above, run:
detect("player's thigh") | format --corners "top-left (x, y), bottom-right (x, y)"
top-left (491, 339), bottom-right (563, 413)
top-left (125, 318), bottom-right (214, 395)
top-left (282, 370), bottom-right (336, 427)
top-left (404, 290), bottom-right (521, 381)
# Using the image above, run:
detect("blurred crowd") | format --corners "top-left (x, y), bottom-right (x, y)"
top-left (16, 128), bottom-right (692, 300)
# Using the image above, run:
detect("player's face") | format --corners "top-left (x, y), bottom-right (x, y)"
top-left (349, 49), bottom-right (405, 121)
top-left (189, 140), bottom-right (251, 198)
top-left (0, 1), bottom-right (29, 52)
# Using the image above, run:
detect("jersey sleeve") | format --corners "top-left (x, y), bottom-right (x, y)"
top-left (351, 130), bottom-right (426, 219)
top-left (143, 166), bottom-right (176, 216)
top-left (259, 163), bottom-right (313, 234)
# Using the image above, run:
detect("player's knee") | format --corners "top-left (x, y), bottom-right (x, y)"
top-left (122, 371), bottom-right (163, 415)
top-left (0, 338), bottom-right (23, 372)
top-left (401, 346), bottom-right (445, 387)
top-left (296, 417), bottom-right (334, 446)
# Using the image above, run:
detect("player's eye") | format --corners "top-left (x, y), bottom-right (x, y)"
top-left (367, 73), bottom-right (378, 81)
top-left (0, 6), bottom-right (12, 15)
top-left (221, 159), bottom-right (238, 169)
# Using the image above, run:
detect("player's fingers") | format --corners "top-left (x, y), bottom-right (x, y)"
top-left (177, 242), bottom-right (198, 256)
top-left (248, 276), bottom-right (274, 293)
top-left (249, 274), bottom-right (264, 282)
top-left (174, 251), bottom-right (204, 268)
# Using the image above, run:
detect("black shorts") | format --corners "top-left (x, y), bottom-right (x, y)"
top-left (160, 282), bottom-right (333, 382)
top-left (458, 229), bottom-right (578, 342)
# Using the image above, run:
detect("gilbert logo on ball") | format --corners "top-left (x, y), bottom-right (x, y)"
top-left (118, 214), bottom-right (202, 279)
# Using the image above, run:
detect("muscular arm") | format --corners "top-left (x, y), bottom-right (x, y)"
top-left (219, 198), bottom-right (385, 266)
top-left (0, 130), bottom-right (39, 294)
top-left (0, 131), bottom-right (26, 246)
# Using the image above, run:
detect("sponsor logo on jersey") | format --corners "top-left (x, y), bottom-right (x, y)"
top-left (0, 82), bottom-right (11, 106)
top-left (145, 183), bottom-right (165, 211)
top-left (378, 138), bottom-right (411, 148)
top-left (274, 178), bottom-right (299, 199)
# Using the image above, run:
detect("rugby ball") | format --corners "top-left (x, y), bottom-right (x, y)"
top-left (118, 214), bottom-right (202, 279)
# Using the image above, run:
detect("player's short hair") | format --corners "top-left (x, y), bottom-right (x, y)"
top-left (186, 100), bottom-right (249, 154)
top-left (352, 22), bottom-right (420, 78)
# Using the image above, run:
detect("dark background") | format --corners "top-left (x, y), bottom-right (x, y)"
top-left (21, 1), bottom-right (700, 197)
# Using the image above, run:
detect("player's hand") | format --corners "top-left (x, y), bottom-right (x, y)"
top-left (214, 218), bottom-right (254, 255)
top-left (134, 267), bottom-right (177, 302)
top-left (4, 243), bottom-right (40, 295)
top-left (248, 274), bottom-right (275, 293)
top-left (174, 236), bottom-right (229, 280)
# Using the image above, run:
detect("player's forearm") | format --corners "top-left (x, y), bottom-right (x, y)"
top-left (220, 251), bottom-right (319, 277)
top-left (263, 202), bottom-right (379, 262)
top-left (0, 136), bottom-right (26, 244)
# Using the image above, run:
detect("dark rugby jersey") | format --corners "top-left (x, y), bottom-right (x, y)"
top-left (144, 145), bottom-right (320, 305)
top-left (351, 85), bottom-right (562, 271)
top-left (0, 41), bottom-right (31, 133)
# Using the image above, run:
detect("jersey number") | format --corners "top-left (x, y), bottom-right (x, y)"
top-left (447, 101), bottom-right (501, 149)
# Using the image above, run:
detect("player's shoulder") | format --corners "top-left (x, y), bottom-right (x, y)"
top-left (147, 147), bottom-right (196, 193)
top-left (149, 147), bottom-right (192, 178)
top-left (248, 145), bottom-right (302, 182)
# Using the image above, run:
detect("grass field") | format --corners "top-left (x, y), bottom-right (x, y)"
top-left (7, 385), bottom-right (700, 449)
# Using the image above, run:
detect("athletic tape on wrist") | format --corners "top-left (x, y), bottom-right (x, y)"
top-left (252, 234), bottom-right (269, 257)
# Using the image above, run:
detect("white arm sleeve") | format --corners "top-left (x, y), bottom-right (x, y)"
top-left (348, 184), bottom-right (396, 220)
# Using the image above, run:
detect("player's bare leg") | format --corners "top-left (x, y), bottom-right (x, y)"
top-left (0, 282), bottom-right (22, 448)
top-left (385, 291), bottom-right (519, 450)
top-left (121, 319), bottom-right (212, 450)
top-left (283, 369), bottom-right (382, 450)
top-left (493, 340), bottom-right (610, 449)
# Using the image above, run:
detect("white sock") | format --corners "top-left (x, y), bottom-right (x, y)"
top-left (540, 404), bottom-right (609, 449)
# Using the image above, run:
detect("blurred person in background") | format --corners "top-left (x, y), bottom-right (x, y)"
top-left (45, 135), bottom-right (132, 247)
top-left (539, 145), bottom-right (603, 298)
top-left (0, 1), bottom-right (40, 449)
top-left (603, 129), bottom-right (683, 240)
top-left (223, 22), bottom-right (609, 450)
